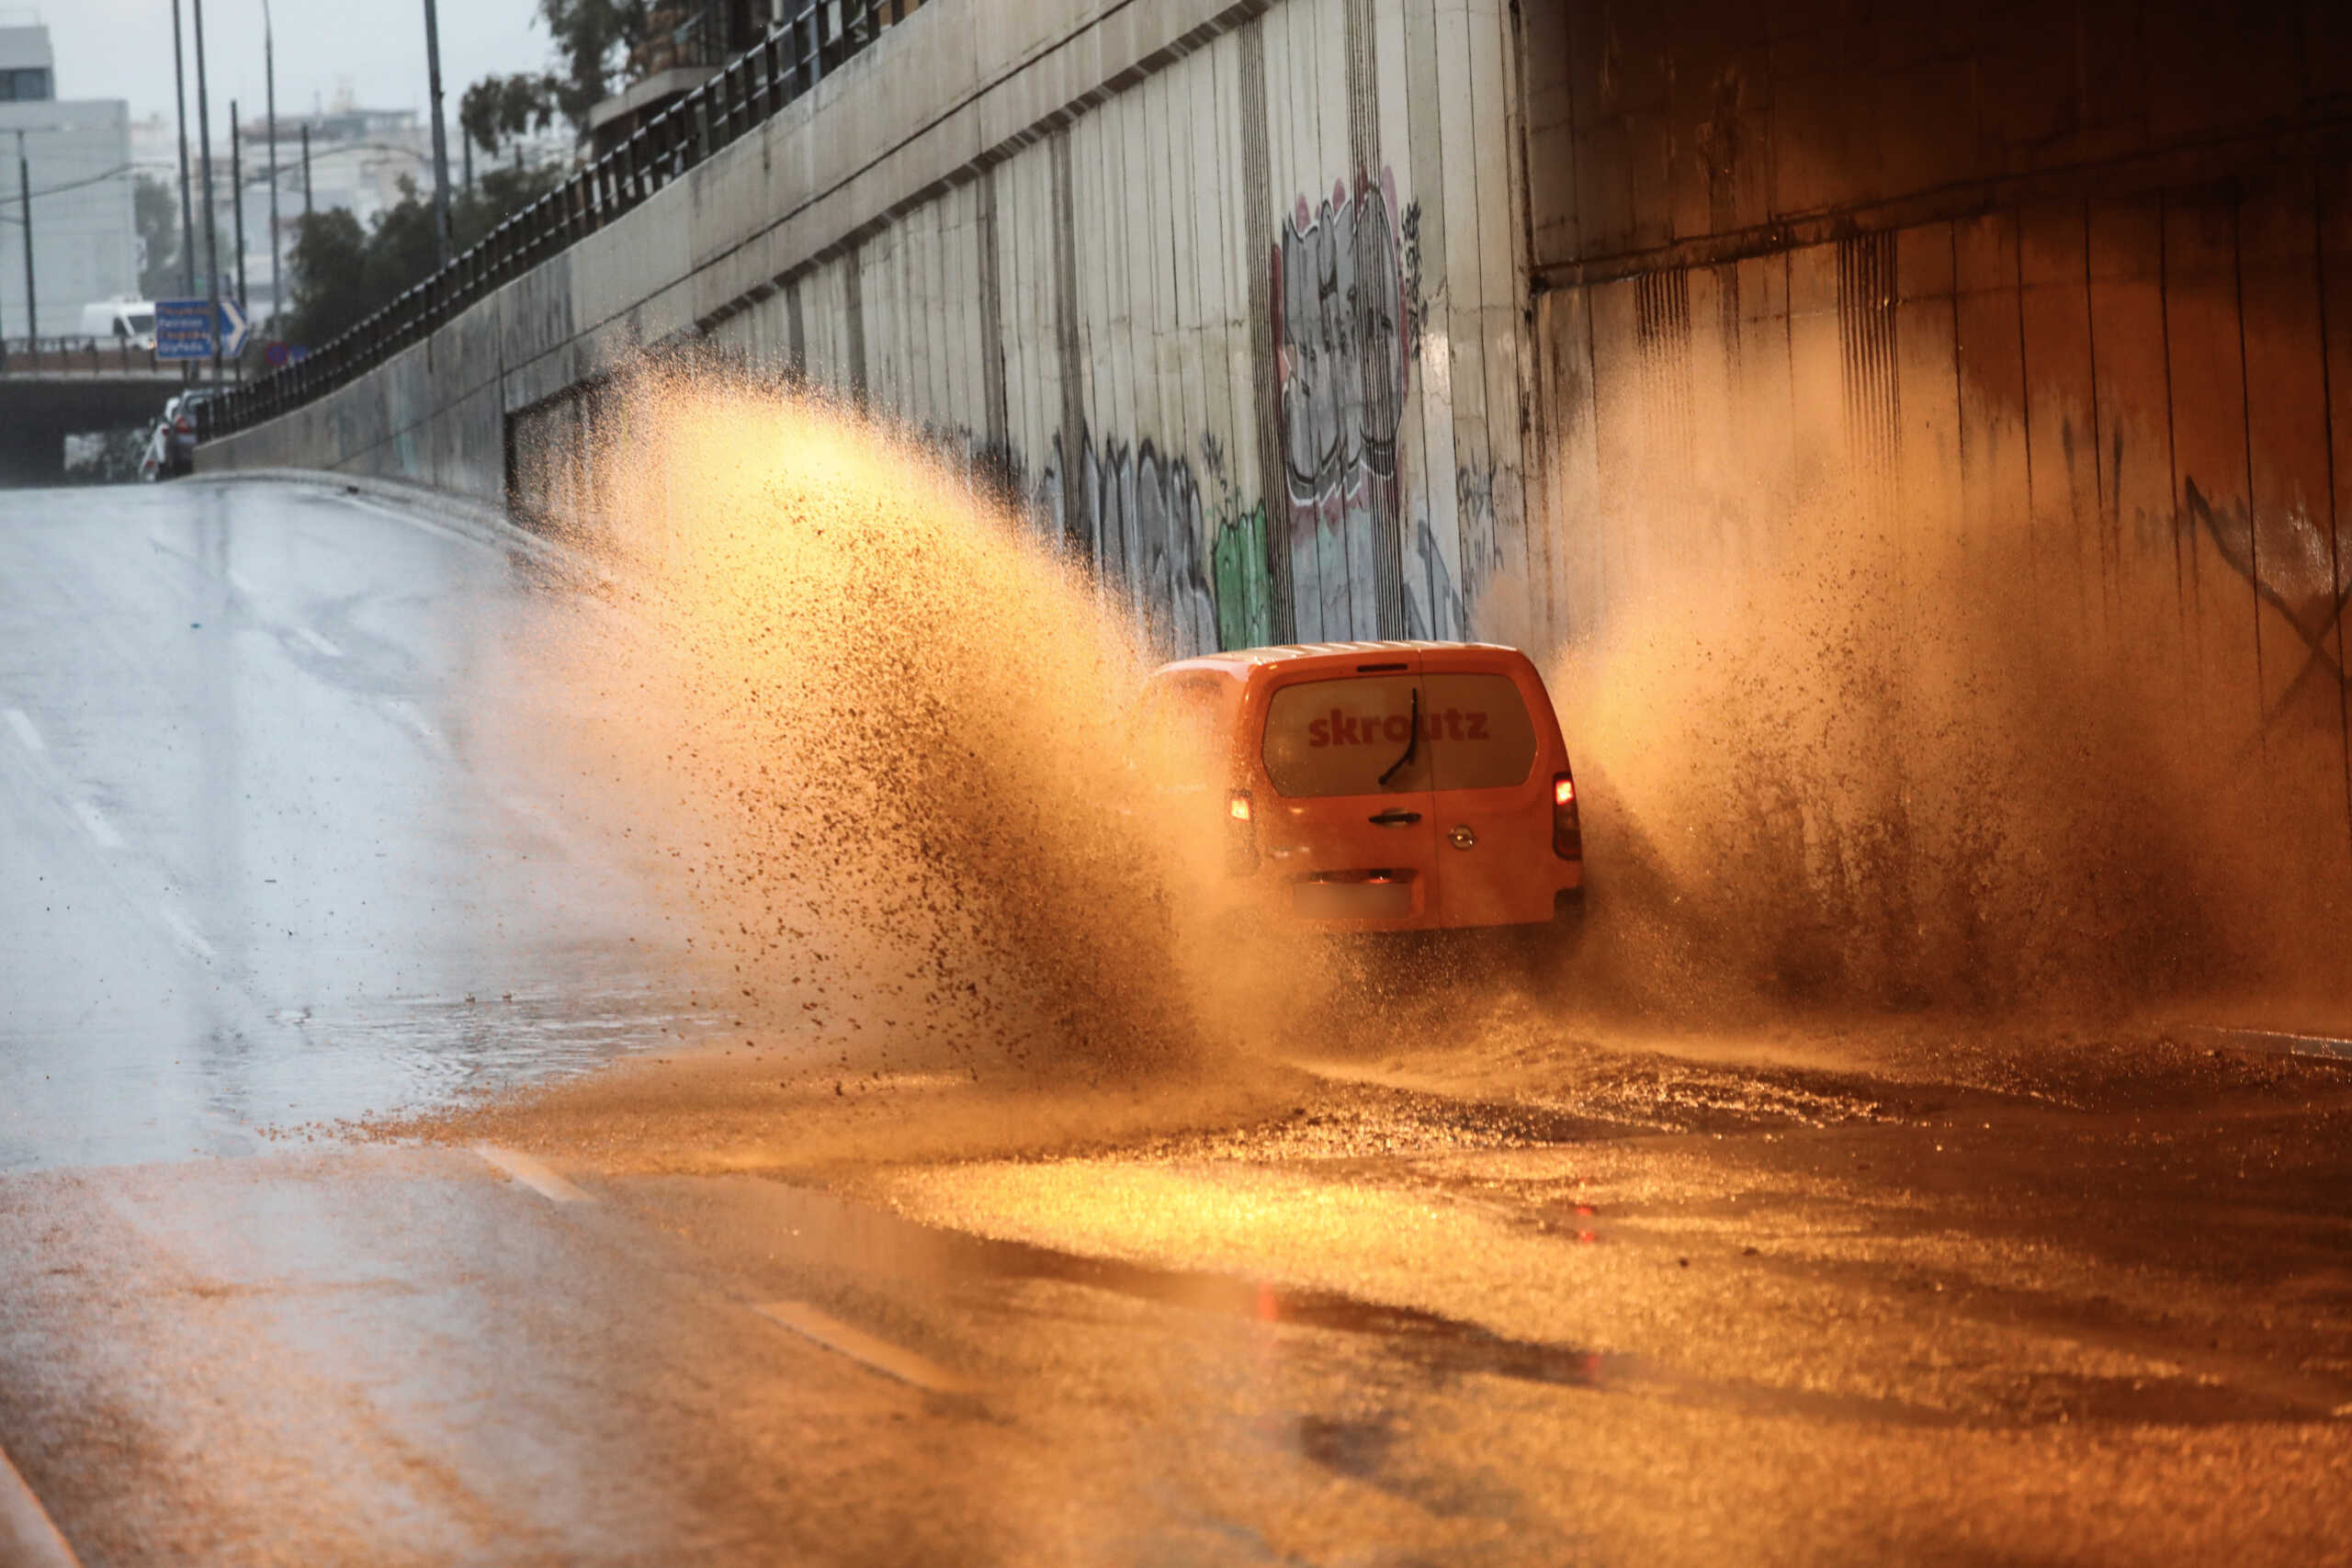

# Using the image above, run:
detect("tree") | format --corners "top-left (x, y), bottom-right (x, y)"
top-left (283, 205), bottom-right (368, 346)
top-left (460, 72), bottom-right (562, 158)
top-left (538, 0), bottom-right (655, 126)
top-left (283, 165), bottom-right (568, 352)
top-left (362, 178), bottom-right (442, 305)
top-left (459, 0), bottom-right (654, 155)
top-left (452, 163), bottom-right (566, 249)
top-left (134, 174), bottom-right (183, 299)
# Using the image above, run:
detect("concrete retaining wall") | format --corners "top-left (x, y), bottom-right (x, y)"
top-left (200, 0), bottom-right (1532, 656)
top-left (199, 0), bottom-right (2352, 992)
top-left (205, 0), bottom-right (2352, 689)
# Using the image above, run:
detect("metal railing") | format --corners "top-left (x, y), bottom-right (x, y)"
top-left (0, 338), bottom-right (193, 376)
top-left (200, 0), bottom-right (923, 442)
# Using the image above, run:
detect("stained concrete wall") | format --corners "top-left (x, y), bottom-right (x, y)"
top-left (201, 0), bottom-right (1532, 658)
top-left (1512, 0), bottom-right (2352, 990)
top-left (198, 0), bottom-right (2352, 993)
top-left (204, 0), bottom-right (2352, 715)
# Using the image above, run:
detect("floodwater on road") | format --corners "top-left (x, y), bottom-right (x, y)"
top-left (2, 430), bottom-right (2348, 1565)
top-left (0, 477), bottom-right (736, 1171)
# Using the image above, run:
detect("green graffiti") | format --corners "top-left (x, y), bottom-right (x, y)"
top-left (1212, 502), bottom-right (1276, 651)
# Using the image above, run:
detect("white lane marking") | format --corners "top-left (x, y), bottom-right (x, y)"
top-left (4, 708), bottom-right (44, 756)
top-left (155, 902), bottom-right (217, 962)
top-left (388, 700), bottom-right (448, 752)
top-left (294, 626), bottom-right (345, 659)
top-left (70, 801), bottom-right (124, 851)
top-left (752, 1301), bottom-right (978, 1395)
top-left (472, 1145), bottom-right (592, 1204)
top-left (226, 570), bottom-right (258, 598)
top-left (0, 1440), bottom-right (83, 1568)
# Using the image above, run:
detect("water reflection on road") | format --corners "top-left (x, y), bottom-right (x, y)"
top-left (0, 479), bottom-right (719, 1170)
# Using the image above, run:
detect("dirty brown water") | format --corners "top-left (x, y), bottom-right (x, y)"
top-left (8, 359), bottom-right (2346, 1184)
top-left (331, 360), bottom-right (2352, 1165)
top-left (366, 367), bottom-right (2351, 1481)
top-left (10, 410), bottom-right (2352, 1566)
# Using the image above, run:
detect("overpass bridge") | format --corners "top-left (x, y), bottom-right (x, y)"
top-left (0, 343), bottom-right (200, 483)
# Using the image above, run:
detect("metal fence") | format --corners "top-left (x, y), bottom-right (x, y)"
top-left (200, 0), bottom-right (923, 442)
top-left (0, 339), bottom-right (195, 377)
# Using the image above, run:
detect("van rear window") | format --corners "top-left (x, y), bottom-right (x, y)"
top-left (1262, 674), bottom-right (1429, 796)
top-left (1261, 671), bottom-right (1537, 797)
top-left (1424, 672), bottom-right (1537, 790)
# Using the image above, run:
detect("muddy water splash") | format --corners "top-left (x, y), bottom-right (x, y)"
top-left (1544, 434), bottom-right (2352, 1025)
top-left (518, 367), bottom-right (1280, 1078)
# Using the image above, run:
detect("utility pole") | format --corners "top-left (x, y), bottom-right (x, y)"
top-left (14, 130), bottom-right (36, 343)
top-left (264, 0), bottom-right (279, 334)
top-left (193, 0), bottom-right (220, 385)
top-left (300, 124), bottom-right (311, 216)
top-left (421, 0), bottom-right (451, 266)
top-left (171, 0), bottom-right (198, 295)
top-left (230, 102), bottom-right (246, 316)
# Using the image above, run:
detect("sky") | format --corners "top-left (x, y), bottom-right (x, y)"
top-left (35, 0), bottom-right (548, 155)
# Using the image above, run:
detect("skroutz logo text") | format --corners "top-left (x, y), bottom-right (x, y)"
top-left (1305, 708), bottom-right (1490, 748)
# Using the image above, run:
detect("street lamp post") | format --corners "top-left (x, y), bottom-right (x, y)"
top-left (192, 0), bottom-right (220, 385)
top-left (230, 102), bottom-right (246, 316)
top-left (14, 130), bottom-right (36, 343)
top-left (171, 0), bottom-right (198, 296)
top-left (265, 0), bottom-right (279, 335)
top-left (422, 0), bottom-right (452, 266)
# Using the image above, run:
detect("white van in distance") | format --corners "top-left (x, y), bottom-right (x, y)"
top-left (77, 297), bottom-right (156, 351)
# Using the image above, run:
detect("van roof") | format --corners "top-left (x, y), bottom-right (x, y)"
top-left (1157, 640), bottom-right (1527, 681)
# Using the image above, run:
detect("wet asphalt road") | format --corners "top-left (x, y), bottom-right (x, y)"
top-left (4, 479), bottom-right (2351, 1565)
top-left (0, 479), bottom-right (726, 1172)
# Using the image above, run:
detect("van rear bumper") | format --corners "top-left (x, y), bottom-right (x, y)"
top-left (1242, 863), bottom-right (1583, 933)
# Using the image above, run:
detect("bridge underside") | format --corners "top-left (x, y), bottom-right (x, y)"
top-left (0, 376), bottom-right (191, 486)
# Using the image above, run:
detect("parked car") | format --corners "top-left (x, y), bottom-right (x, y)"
top-left (160, 389), bottom-right (217, 477)
top-left (1133, 640), bottom-right (1584, 932)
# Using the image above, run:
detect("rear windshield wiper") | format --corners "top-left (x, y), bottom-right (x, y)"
top-left (1378, 685), bottom-right (1421, 788)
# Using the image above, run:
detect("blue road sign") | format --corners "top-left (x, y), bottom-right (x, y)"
top-left (154, 299), bottom-right (214, 361)
top-left (153, 299), bottom-right (254, 360)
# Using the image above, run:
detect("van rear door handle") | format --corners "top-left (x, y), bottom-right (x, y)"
top-left (1368, 809), bottom-right (1422, 827)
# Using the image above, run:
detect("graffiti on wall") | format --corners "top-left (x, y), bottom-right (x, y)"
top-left (1273, 169), bottom-right (1412, 642)
top-left (1401, 462), bottom-right (1511, 643)
top-left (1201, 432), bottom-right (1276, 650)
top-left (2183, 474), bottom-right (2352, 725)
top-left (1033, 426), bottom-right (1281, 659)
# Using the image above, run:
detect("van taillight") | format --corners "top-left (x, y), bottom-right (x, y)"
top-left (1552, 770), bottom-right (1581, 860)
top-left (174, 414), bottom-right (192, 434)
top-left (1227, 789), bottom-right (1259, 874)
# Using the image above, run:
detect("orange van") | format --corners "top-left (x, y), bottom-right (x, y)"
top-left (1135, 641), bottom-right (1584, 931)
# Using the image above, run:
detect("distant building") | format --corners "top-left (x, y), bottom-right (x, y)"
top-left (132, 95), bottom-right (437, 330)
top-left (279, 104), bottom-right (433, 232)
top-left (0, 23), bottom-right (134, 341)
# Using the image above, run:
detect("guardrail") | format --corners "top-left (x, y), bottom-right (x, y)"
top-left (0, 339), bottom-right (193, 376)
top-left (199, 0), bottom-right (924, 445)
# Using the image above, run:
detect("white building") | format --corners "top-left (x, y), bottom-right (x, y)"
top-left (0, 24), bottom-right (134, 342)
